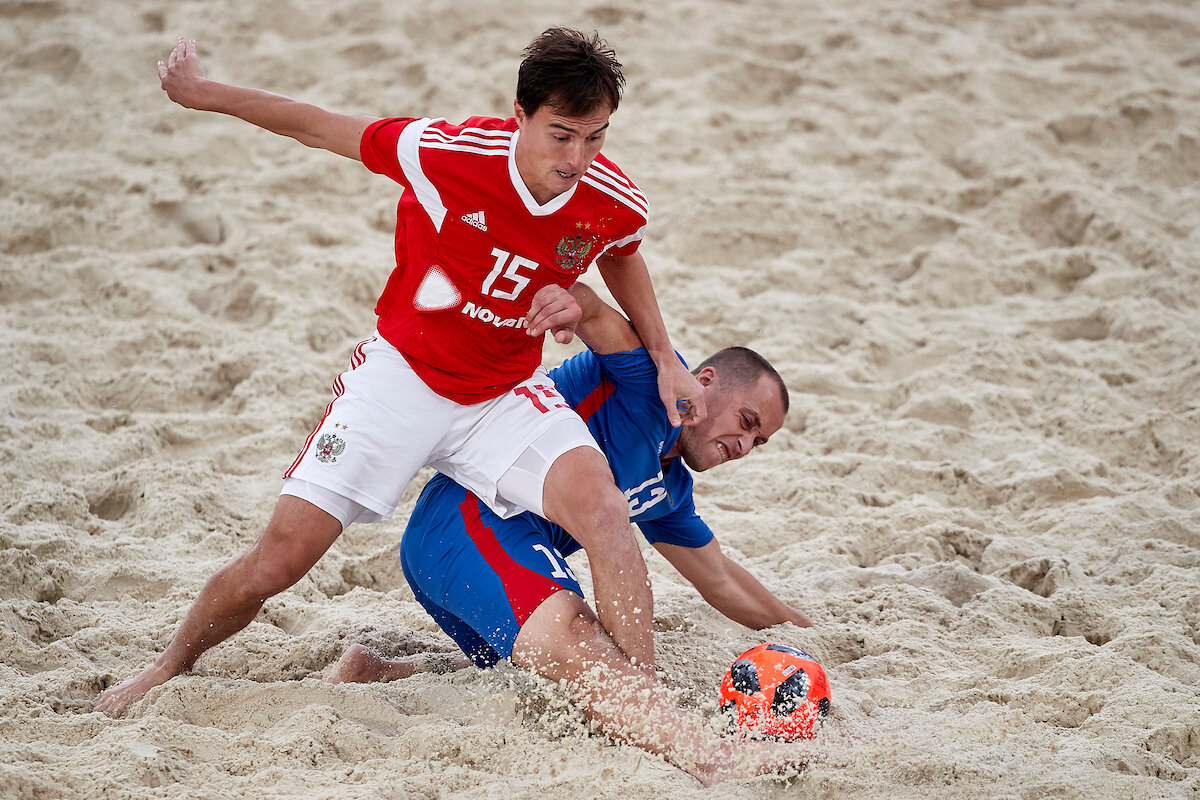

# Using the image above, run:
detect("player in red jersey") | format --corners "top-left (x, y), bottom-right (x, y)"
top-left (97, 29), bottom-right (701, 716)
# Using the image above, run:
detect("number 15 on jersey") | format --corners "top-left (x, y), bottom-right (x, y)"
top-left (481, 248), bottom-right (539, 301)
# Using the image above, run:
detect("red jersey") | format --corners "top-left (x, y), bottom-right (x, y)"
top-left (360, 116), bottom-right (649, 403)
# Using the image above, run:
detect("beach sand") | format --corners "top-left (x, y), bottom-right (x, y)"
top-left (2, 0), bottom-right (1198, 796)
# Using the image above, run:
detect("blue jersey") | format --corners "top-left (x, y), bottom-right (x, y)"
top-left (547, 347), bottom-right (714, 552)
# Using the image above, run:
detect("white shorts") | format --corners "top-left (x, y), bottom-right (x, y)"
top-left (283, 333), bottom-right (599, 527)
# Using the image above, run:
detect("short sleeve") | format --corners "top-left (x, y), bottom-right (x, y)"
top-left (604, 225), bottom-right (646, 258)
top-left (360, 117), bottom-right (424, 185)
top-left (637, 500), bottom-right (715, 548)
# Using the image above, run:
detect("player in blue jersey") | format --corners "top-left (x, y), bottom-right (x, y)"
top-left (326, 283), bottom-right (814, 783)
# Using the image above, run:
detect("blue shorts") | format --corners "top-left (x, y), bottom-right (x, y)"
top-left (400, 473), bottom-right (584, 668)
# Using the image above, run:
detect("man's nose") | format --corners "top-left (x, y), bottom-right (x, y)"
top-left (566, 141), bottom-right (584, 168)
top-left (735, 435), bottom-right (752, 458)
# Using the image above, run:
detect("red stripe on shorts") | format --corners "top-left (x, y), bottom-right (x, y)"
top-left (284, 336), bottom-right (373, 477)
top-left (573, 377), bottom-right (616, 423)
top-left (459, 495), bottom-right (562, 626)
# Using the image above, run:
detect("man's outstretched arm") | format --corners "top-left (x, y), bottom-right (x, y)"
top-left (157, 37), bottom-right (377, 161)
top-left (654, 539), bottom-right (813, 629)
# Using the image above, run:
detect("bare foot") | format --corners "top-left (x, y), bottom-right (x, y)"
top-left (322, 643), bottom-right (417, 684)
top-left (95, 663), bottom-right (175, 718)
top-left (322, 644), bottom-right (473, 684)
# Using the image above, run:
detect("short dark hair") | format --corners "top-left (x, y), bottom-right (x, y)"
top-left (694, 347), bottom-right (790, 414)
top-left (516, 27), bottom-right (624, 118)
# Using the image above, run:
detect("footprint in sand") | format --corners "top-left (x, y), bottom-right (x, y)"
top-left (12, 42), bottom-right (82, 82)
top-left (151, 200), bottom-right (226, 246)
top-left (1019, 191), bottom-right (1095, 248)
top-left (187, 274), bottom-right (275, 327)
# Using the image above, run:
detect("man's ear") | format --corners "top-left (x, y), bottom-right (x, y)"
top-left (514, 100), bottom-right (526, 126)
top-left (695, 366), bottom-right (717, 388)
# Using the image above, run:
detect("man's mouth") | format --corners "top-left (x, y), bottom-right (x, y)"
top-left (556, 170), bottom-right (576, 180)
top-left (717, 442), bottom-right (729, 462)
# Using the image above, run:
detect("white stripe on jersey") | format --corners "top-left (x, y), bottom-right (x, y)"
top-left (595, 224), bottom-right (647, 257)
top-left (421, 141), bottom-right (510, 157)
top-left (397, 118), bottom-right (449, 232)
top-left (588, 160), bottom-right (648, 208)
top-left (423, 125), bottom-right (513, 147)
top-left (581, 174), bottom-right (649, 221)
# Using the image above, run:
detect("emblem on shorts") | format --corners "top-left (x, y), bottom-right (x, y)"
top-left (314, 433), bottom-right (346, 464)
top-left (555, 234), bottom-right (594, 273)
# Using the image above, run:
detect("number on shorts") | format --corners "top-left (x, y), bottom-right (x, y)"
top-left (533, 544), bottom-right (577, 582)
top-left (515, 383), bottom-right (570, 413)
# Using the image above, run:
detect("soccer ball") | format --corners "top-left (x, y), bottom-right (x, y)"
top-left (718, 643), bottom-right (830, 739)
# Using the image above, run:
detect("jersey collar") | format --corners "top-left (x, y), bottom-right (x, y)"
top-left (509, 128), bottom-right (578, 217)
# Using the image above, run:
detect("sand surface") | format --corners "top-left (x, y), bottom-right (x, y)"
top-left (2, 0), bottom-right (1199, 797)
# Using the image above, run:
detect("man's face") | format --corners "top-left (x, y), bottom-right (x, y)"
top-left (675, 369), bottom-right (786, 472)
top-left (513, 101), bottom-right (610, 204)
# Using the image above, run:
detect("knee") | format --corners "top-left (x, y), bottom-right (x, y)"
top-left (228, 497), bottom-right (341, 599)
top-left (561, 483), bottom-right (630, 542)
top-left (563, 611), bottom-right (611, 656)
top-left (243, 551), bottom-right (308, 599)
top-left (526, 609), bottom-right (613, 679)
top-left (216, 550), bottom-right (292, 605)
top-left (228, 528), bottom-right (317, 601)
top-left (542, 449), bottom-right (630, 535)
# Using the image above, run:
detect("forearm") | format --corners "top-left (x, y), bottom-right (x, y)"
top-left (184, 79), bottom-right (373, 159)
top-left (704, 559), bottom-right (812, 629)
top-left (186, 79), bottom-right (312, 133)
top-left (569, 281), bottom-right (605, 327)
top-left (595, 254), bottom-right (675, 366)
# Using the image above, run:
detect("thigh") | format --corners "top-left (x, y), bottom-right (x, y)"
top-left (436, 367), bottom-right (601, 519)
top-left (400, 474), bottom-right (585, 663)
top-left (280, 477), bottom-right (384, 531)
top-left (512, 589), bottom-right (615, 683)
top-left (286, 335), bottom-right (457, 519)
top-left (539, 443), bottom-right (630, 545)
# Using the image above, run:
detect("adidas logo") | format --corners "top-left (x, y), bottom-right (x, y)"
top-left (461, 210), bottom-right (488, 231)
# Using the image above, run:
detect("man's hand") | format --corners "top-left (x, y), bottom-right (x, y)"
top-left (157, 37), bottom-right (210, 110)
top-left (154, 37), bottom-right (375, 160)
top-left (659, 358), bottom-right (706, 427)
top-left (526, 284), bottom-right (582, 344)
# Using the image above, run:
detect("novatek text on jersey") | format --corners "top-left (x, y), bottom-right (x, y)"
top-left (460, 301), bottom-right (529, 329)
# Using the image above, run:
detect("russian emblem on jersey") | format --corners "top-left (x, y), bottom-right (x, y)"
top-left (555, 234), bottom-right (594, 273)
top-left (313, 433), bottom-right (346, 464)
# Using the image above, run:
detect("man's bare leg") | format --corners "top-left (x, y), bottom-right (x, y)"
top-left (95, 495), bottom-right (343, 717)
top-left (321, 643), bottom-right (472, 684)
top-left (539, 446), bottom-right (655, 670)
top-left (512, 590), bottom-right (816, 786)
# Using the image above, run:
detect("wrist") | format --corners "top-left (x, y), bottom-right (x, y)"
top-left (646, 345), bottom-right (679, 367)
top-left (180, 77), bottom-right (226, 112)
